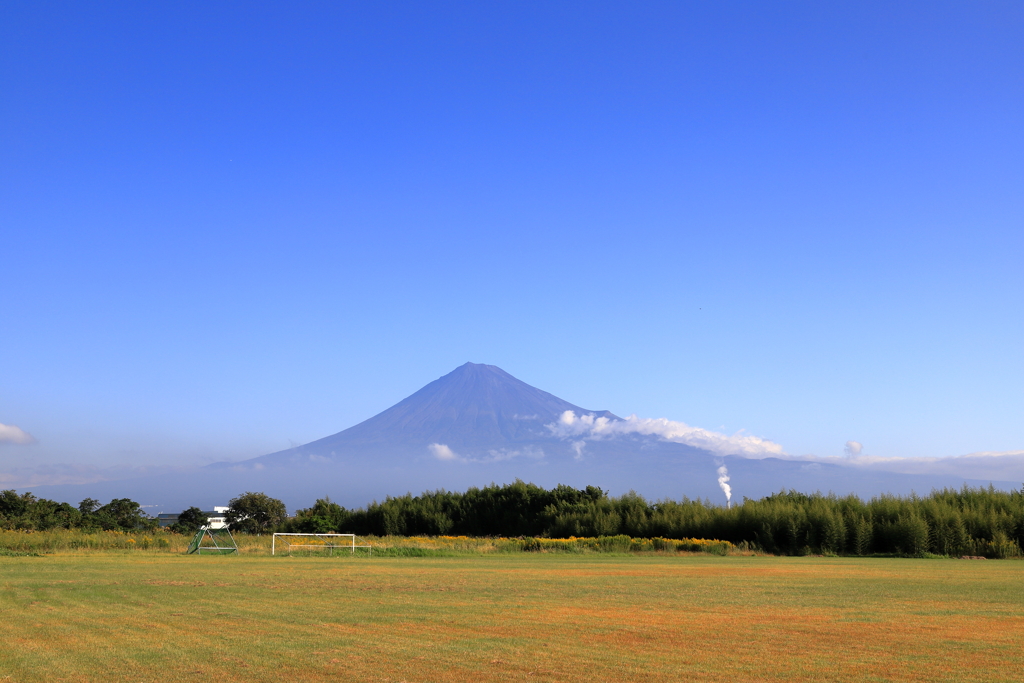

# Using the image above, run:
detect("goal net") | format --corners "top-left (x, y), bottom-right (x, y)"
top-left (271, 533), bottom-right (372, 556)
top-left (187, 526), bottom-right (239, 555)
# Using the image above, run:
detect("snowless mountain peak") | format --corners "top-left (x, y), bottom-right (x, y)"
top-left (252, 363), bottom-right (617, 463)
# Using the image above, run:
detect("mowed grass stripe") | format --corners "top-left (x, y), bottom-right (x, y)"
top-left (1, 555), bottom-right (1021, 682)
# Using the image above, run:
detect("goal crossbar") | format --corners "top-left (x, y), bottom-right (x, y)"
top-left (272, 533), bottom-right (372, 556)
top-left (187, 526), bottom-right (238, 555)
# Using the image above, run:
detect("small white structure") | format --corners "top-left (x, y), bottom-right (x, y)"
top-left (157, 505), bottom-right (231, 529)
top-left (272, 533), bottom-right (372, 556)
top-left (206, 506), bottom-right (230, 529)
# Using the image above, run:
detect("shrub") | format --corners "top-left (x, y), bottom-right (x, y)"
top-left (226, 492), bottom-right (287, 534)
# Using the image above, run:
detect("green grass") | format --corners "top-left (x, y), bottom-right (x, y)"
top-left (1, 553), bottom-right (1022, 682)
top-left (0, 529), bottom-right (738, 555)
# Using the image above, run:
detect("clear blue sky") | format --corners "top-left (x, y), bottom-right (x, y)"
top-left (2, 2), bottom-right (1022, 478)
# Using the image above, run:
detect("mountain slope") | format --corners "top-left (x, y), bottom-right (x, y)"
top-left (249, 362), bottom-right (617, 464)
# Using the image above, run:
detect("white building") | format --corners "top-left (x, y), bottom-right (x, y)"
top-left (207, 506), bottom-right (230, 529)
top-left (157, 506), bottom-right (230, 529)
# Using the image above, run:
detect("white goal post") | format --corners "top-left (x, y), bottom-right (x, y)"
top-left (271, 533), bottom-right (372, 556)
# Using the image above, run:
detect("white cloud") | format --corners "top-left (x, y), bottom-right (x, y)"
top-left (0, 462), bottom-right (181, 487)
top-left (428, 443), bottom-right (545, 464)
top-left (0, 423), bottom-right (36, 445)
top-left (229, 462), bottom-right (267, 472)
top-left (956, 450), bottom-right (1024, 459)
top-left (428, 443), bottom-right (459, 461)
top-left (824, 449), bottom-right (1024, 468)
top-left (546, 411), bottom-right (785, 458)
top-left (764, 448), bottom-right (1024, 483)
top-left (485, 446), bottom-right (545, 462)
top-left (844, 440), bottom-right (863, 457)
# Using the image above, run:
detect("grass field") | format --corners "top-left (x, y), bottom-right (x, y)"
top-left (1, 553), bottom-right (1022, 682)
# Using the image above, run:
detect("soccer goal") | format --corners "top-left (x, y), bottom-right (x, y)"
top-left (187, 525), bottom-right (239, 555)
top-left (271, 533), bottom-right (372, 556)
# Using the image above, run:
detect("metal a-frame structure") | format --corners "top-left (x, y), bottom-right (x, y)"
top-left (187, 525), bottom-right (238, 555)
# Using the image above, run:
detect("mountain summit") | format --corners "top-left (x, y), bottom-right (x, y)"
top-left (331, 362), bottom-right (617, 447)
top-left (252, 362), bottom-right (617, 465)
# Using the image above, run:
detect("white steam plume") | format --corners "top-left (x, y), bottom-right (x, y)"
top-left (716, 463), bottom-right (732, 507)
top-left (571, 440), bottom-right (586, 461)
top-left (844, 440), bottom-right (863, 457)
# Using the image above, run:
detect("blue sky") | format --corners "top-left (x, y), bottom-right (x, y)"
top-left (2, 2), bottom-right (1022, 482)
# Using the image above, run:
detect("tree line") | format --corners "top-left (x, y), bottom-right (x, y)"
top-left (0, 491), bottom-right (155, 532)
top-left (285, 481), bottom-right (1024, 558)
top-left (4, 482), bottom-right (1024, 557)
top-left (0, 490), bottom-right (286, 535)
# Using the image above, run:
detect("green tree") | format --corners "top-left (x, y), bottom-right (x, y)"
top-left (892, 515), bottom-right (930, 556)
top-left (817, 509), bottom-right (847, 555)
top-left (288, 497), bottom-right (350, 534)
top-left (90, 499), bottom-right (156, 531)
top-left (226, 492), bottom-right (287, 534)
top-left (850, 515), bottom-right (873, 555)
top-left (0, 490), bottom-right (34, 519)
top-left (32, 499), bottom-right (82, 530)
top-left (169, 507), bottom-right (209, 534)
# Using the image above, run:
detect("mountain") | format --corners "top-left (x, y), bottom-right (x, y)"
top-left (21, 362), bottom-right (1020, 512)
top-left (206, 362), bottom-right (1015, 507)
top-left (244, 362), bottom-right (617, 466)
